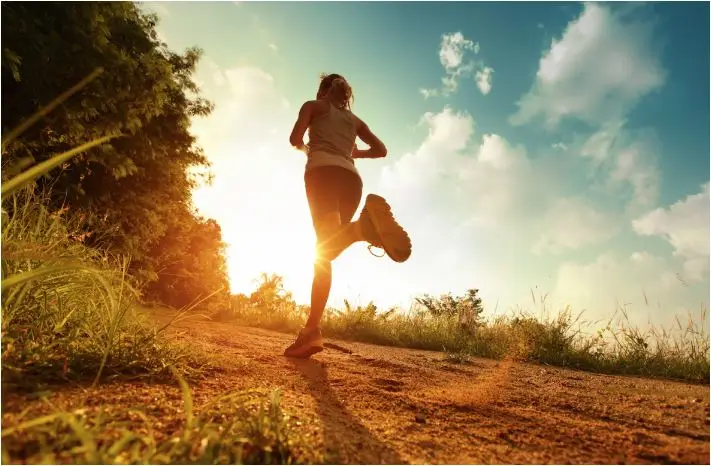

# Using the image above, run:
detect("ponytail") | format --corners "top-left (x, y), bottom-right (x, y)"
top-left (318, 73), bottom-right (354, 109)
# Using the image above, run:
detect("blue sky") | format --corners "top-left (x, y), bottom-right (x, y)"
top-left (144, 1), bottom-right (709, 331)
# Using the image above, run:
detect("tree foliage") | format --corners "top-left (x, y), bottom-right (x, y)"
top-left (416, 288), bottom-right (484, 325)
top-left (1, 2), bottom-right (229, 309)
top-left (248, 273), bottom-right (294, 310)
top-left (143, 216), bottom-right (230, 309)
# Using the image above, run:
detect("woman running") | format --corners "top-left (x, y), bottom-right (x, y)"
top-left (284, 73), bottom-right (412, 358)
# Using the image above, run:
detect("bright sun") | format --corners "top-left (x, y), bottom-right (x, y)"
top-left (223, 225), bottom-right (317, 298)
top-left (192, 177), bottom-right (319, 302)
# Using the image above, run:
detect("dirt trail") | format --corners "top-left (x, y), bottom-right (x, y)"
top-left (4, 314), bottom-right (710, 464)
top-left (169, 315), bottom-right (710, 464)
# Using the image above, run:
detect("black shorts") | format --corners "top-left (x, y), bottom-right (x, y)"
top-left (304, 166), bottom-right (363, 239)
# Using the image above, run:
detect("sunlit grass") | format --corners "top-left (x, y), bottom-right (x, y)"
top-left (1, 373), bottom-right (320, 465)
top-left (1, 185), bottom-right (209, 389)
top-left (227, 286), bottom-right (709, 384)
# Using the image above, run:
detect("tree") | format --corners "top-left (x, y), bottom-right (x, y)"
top-left (1, 2), bottom-right (201, 176)
top-left (143, 215), bottom-right (230, 309)
top-left (1, 2), bottom-right (230, 309)
top-left (249, 273), bottom-right (294, 310)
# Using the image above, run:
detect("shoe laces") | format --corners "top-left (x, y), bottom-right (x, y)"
top-left (368, 244), bottom-right (385, 258)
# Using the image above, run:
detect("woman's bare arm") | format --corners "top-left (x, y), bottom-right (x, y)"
top-left (352, 116), bottom-right (387, 159)
top-left (289, 101), bottom-right (315, 153)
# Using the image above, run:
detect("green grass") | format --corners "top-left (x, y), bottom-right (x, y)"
top-left (1, 188), bottom-right (206, 388)
top-left (228, 294), bottom-right (710, 384)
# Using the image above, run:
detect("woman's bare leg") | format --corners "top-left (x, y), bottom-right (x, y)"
top-left (305, 258), bottom-right (331, 329)
top-left (304, 212), bottom-right (363, 329)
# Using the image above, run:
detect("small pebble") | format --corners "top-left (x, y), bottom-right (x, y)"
top-left (415, 412), bottom-right (427, 424)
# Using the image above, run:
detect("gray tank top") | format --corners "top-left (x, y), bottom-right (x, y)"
top-left (305, 102), bottom-right (360, 177)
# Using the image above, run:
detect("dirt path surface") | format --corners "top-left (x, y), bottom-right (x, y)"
top-left (4, 315), bottom-right (710, 464)
top-left (170, 316), bottom-right (710, 464)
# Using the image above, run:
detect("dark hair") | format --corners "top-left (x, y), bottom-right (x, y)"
top-left (317, 73), bottom-right (354, 109)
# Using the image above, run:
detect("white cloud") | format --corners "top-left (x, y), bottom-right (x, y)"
top-left (379, 108), bottom-right (554, 240)
top-left (633, 183), bottom-right (710, 282)
top-left (439, 32), bottom-right (476, 70)
top-left (378, 107), bottom-right (474, 218)
top-left (533, 197), bottom-right (619, 254)
top-left (609, 139), bottom-right (660, 211)
top-left (420, 32), bottom-right (495, 98)
top-left (420, 107), bottom-right (474, 153)
top-left (579, 120), bottom-right (625, 164)
top-left (475, 66), bottom-right (494, 95)
top-left (202, 58), bottom-right (226, 87)
top-left (419, 88), bottom-right (438, 99)
top-left (476, 133), bottom-right (525, 170)
top-left (575, 121), bottom-right (660, 212)
top-left (268, 43), bottom-right (278, 53)
top-left (510, 3), bottom-right (666, 128)
top-left (374, 106), bottom-right (706, 327)
top-left (551, 250), bottom-right (708, 330)
top-left (552, 142), bottom-right (568, 151)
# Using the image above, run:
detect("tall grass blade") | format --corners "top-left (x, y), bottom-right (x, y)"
top-left (1, 134), bottom-right (118, 201)
top-left (170, 366), bottom-right (194, 432)
top-left (1, 67), bottom-right (104, 150)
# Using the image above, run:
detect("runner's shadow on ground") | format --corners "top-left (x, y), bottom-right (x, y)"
top-left (287, 358), bottom-right (405, 465)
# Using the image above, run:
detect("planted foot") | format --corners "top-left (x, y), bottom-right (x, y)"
top-left (284, 327), bottom-right (324, 358)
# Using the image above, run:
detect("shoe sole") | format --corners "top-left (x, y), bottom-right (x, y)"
top-left (284, 342), bottom-right (325, 359)
top-left (364, 194), bottom-right (412, 263)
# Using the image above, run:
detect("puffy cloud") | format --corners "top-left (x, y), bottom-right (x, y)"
top-left (476, 133), bottom-right (525, 170)
top-left (552, 252), bottom-right (702, 329)
top-left (475, 66), bottom-right (494, 95)
top-left (575, 121), bottom-right (661, 212)
top-left (609, 140), bottom-right (660, 211)
top-left (378, 107), bottom-right (475, 227)
top-left (533, 197), bottom-right (620, 255)
top-left (419, 88), bottom-right (438, 99)
top-left (439, 32), bottom-right (477, 70)
top-left (633, 183), bottom-right (710, 282)
top-left (379, 108), bottom-right (553, 241)
top-left (375, 107), bottom-right (705, 327)
top-left (510, 3), bottom-right (666, 128)
top-left (420, 32), bottom-right (494, 98)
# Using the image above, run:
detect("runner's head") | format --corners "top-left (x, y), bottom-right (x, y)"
top-left (316, 73), bottom-right (353, 109)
